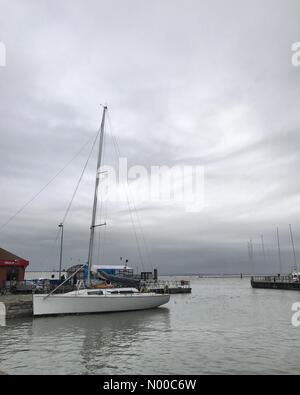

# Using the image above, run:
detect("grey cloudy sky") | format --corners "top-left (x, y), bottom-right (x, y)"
top-left (0, 0), bottom-right (300, 274)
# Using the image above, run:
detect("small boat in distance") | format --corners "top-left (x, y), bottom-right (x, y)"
top-left (33, 106), bottom-right (170, 316)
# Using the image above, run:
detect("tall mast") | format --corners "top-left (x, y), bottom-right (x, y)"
top-left (276, 227), bottom-right (282, 275)
top-left (289, 224), bottom-right (297, 272)
top-left (261, 234), bottom-right (266, 266)
top-left (87, 106), bottom-right (107, 284)
top-left (249, 240), bottom-right (255, 275)
top-left (58, 223), bottom-right (64, 280)
top-left (247, 242), bottom-right (252, 274)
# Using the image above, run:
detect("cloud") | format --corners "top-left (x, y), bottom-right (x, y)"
top-left (0, 0), bottom-right (300, 274)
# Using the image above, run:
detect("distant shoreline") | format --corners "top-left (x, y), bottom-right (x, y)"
top-left (25, 271), bottom-right (263, 278)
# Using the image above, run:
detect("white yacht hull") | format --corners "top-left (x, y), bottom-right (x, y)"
top-left (33, 293), bottom-right (170, 316)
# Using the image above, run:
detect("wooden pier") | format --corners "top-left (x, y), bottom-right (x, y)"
top-left (251, 276), bottom-right (300, 291)
top-left (145, 280), bottom-right (192, 294)
top-left (149, 286), bottom-right (192, 294)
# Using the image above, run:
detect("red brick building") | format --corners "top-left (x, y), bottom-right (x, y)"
top-left (0, 248), bottom-right (29, 289)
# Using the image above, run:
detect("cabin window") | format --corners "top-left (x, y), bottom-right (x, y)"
top-left (87, 291), bottom-right (103, 295)
top-left (110, 290), bottom-right (134, 295)
top-left (119, 290), bottom-right (134, 294)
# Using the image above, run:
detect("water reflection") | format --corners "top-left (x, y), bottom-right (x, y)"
top-left (15, 307), bottom-right (171, 374)
top-left (31, 307), bottom-right (169, 333)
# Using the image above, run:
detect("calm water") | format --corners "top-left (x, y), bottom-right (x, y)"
top-left (1, 278), bottom-right (300, 375)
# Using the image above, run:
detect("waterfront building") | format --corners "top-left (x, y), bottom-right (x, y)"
top-left (0, 248), bottom-right (29, 289)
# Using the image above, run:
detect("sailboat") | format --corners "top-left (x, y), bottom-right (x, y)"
top-left (33, 106), bottom-right (170, 316)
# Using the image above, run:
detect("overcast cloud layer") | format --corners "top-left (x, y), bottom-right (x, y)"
top-left (1, 0), bottom-right (300, 274)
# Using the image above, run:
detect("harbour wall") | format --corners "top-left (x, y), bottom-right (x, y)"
top-left (0, 295), bottom-right (33, 319)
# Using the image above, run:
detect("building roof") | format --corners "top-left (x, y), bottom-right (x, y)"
top-left (0, 248), bottom-right (28, 262)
